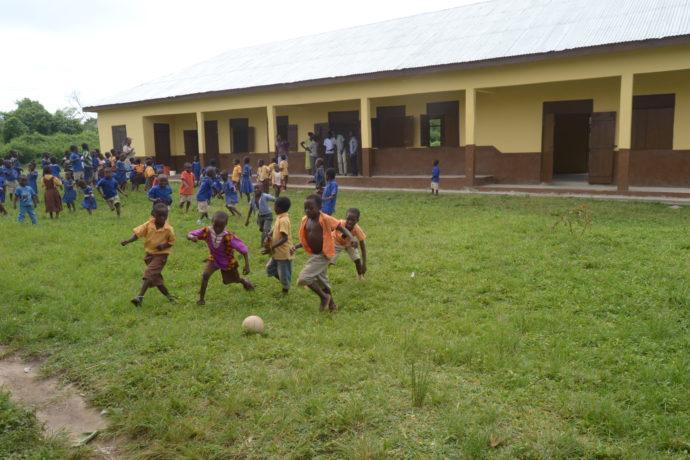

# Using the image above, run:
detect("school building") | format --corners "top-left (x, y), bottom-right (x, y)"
top-left (85, 0), bottom-right (690, 192)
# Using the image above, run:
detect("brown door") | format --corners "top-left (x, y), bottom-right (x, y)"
top-left (153, 123), bottom-right (171, 165)
top-left (541, 113), bottom-right (555, 182)
top-left (204, 121), bottom-right (219, 164)
top-left (314, 122), bottom-right (330, 154)
top-left (553, 113), bottom-right (590, 174)
top-left (588, 112), bottom-right (616, 184)
top-left (112, 125), bottom-right (127, 154)
top-left (183, 130), bottom-right (199, 161)
top-left (287, 125), bottom-right (298, 152)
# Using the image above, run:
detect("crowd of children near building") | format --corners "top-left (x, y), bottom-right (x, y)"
top-left (1, 146), bottom-right (378, 312)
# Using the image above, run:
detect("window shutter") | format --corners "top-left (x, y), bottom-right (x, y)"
top-left (439, 114), bottom-right (446, 146)
top-left (287, 124), bottom-right (298, 152)
top-left (228, 124), bottom-right (234, 153)
top-left (371, 118), bottom-right (378, 148)
top-left (403, 116), bottom-right (414, 147)
top-left (420, 114), bottom-right (430, 147)
top-left (248, 127), bottom-right (255, 153)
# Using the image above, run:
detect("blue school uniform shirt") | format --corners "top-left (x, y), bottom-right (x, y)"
top-left (0, 176), bottom-right (5, 202)
top-left (251, 193), bottom-right (275, 215)
top-left (115, 160), bottom-right (127, 180)
top-left (15, 185), bottom-right (36, 207)
top-left (28, 170), bottom-right (38, 193)
top-left (322, 180), bottom-right (338, 215)
top-left (223, 180), bottom-right (238, 204)
top-left (97, 177), bottom-right (119, 199)
top-left (70, 152), bottom-right (83, 172)
top-left (431, 165), bottom-right (440, 183)
top-left (1, 166), bottom-right (17, 182)
top-left (50, 164), bottom-right (61, 177)
top-left (148, 184), bottom-right (173, 205)
top-left (91, 155), bottom-right (100, 170)
top-left (314, 167), bottom-right (325, 188)
top-left (196, 177), bottom-right (213, 202)
top-left (192, 161), bottom-right (201, 178)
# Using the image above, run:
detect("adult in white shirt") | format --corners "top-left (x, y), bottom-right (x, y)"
top-left (336, 133), bottom-right (347, 176)
top-left (323, 131), bottom-right (336, 170)
top-left (348, 131), bottom-right (359, 176)
top-left (122, 137), bottom-right (135, 159)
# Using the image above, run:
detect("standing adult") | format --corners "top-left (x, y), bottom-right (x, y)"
top-left (348, 131), bottom-right (359, 176)
top-left (300, 132), bottom-right (314, 176)
top-left (323, 131), bottom-right (336, 170)
top-left (122, 137), bottom-right (135, 159)
top-left (336, 132), bottom-right (347, 176)
top-left (69, 145), bottom-right (84, 181)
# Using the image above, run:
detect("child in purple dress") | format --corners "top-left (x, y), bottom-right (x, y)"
top-left (187, 211), bottom-right (254, 305)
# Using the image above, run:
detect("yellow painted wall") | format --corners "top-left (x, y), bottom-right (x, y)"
top-left (92, 43), bottom-right (690, 155)
top-left (634, 69), bottom-right (690, 149)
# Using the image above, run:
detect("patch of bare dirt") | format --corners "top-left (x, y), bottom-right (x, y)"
top-left (0, 351), bottom-right (123, 458)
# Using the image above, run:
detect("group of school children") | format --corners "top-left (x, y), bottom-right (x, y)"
top-left (122, 153), bottom-right (367, 312)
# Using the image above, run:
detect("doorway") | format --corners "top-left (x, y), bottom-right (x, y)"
top-left (542, 100), bottom-right (593, 183)
top-left (183, 130), bottom-right (199, 161)
top-left (153, 123), bottom-right (171, 165)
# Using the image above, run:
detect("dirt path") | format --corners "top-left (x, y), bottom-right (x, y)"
top-left (0, 351), bottom-right (122, 458)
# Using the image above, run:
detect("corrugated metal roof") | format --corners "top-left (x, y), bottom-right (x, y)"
top-left (88, 0), bottom-right (690, 109)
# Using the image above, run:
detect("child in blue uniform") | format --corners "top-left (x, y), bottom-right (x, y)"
top-left (62, 171), bottom-right (77, 212)
top-left (50, 157), bottom-right (61, 178)
top-left (321, 168), bottom-right (338, 215)
top-left (77, 179), bottom-right (97, 215)
top-left (431, 159), bottom-right (440, 195)
top-left (148, 175), bottom-right (173, 209)
top-left (115, 155), bottom-right (129, 194)
top-left (220, 171), bottom-right (241, 217)
top-left (27, 162), bottom-right (39, 196)
top-left (97, 168), bottom-right (122, 217)
top-left (14, 176), bottom-right (38, 224)
top-left (239, 157), bottom-right (253, 202)
top-left (196, 168), bottom-right (216, 224)
top-left (2, 159), bottom-right (19, 209)
top-left (0, 175), bottom-right (7, 216)
top-left (192, 156), bottom-right (201, 185)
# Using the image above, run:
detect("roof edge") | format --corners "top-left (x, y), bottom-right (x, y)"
top-left (84, 35), bottom-right (690, 112)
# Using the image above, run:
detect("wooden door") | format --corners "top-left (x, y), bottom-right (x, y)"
top-left (153, 123), bottom-right (171, 165)
top-left (541, 113), bottom-right (555, 183)
top-left (204, 120), bottom-right (219, 164)
top-left (588, 112), bottom-right (616, 184)
top-left (183, 130), bottom-right (199, 160)
top-left (314, 123), bottom-right (330, 154)
top-left (112, 125), bottom-right (127, 154)
top-left (287, 125), bottom-right (298, 152)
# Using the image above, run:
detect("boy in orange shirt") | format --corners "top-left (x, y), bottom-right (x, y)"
top-left (179, 162), bottom-right (195, 213)
top-left (291, 194), bottom-right (355, 312)
top-left (121, 203), bottom-right (176, 307)
top-left (332, 208), bottom-right (367, 280)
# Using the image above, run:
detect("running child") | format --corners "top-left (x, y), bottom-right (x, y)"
top-left (431, 159), bottom-right (440, 195)
top-left (291, 194), bottom-right (355, 312)
top-left (279, 154), bottom-right (289, 190)
top-left (77, 179), bottom-right (97, 215)
top-left (271, 163), bottom-right (283, 197)
top-left (115, 155), bottom-right (129, 196)
top-left (62, 171), bottom-right (77, 212)
top-left (332, 208), bottom-right (367, 280)
top-left (220, 170), bottom-right (241, 217)
top-left (97, 168), bottom-right (122, 217)
top-left (148, 174), bottom-right (173, 209)
top-left (231, 159), bottom-right (241, 189)
top-left (121, 203), bottom-right (176, 307)
top-left (187, 211), bottom-right (254, 305)
top-left (321, 168), bottom-right (338, 215)
top-left (14, 176), bottom-right (38, 225)
top-left (314, 157), bottom-right (326, 194)
top-left (43, 167), bottom-right (63, 219)
top-left (179, 163), bottom-right (195, 212)
top-left (239, 157), bottom-right (253, 202)
top-left (144, 158), bottom-right (156, 190)
top-left (196, 167), bottom-right (217, 224)
top-left (257, 159), bottom-right (270, 193)
top-left (263, 196), bottom-right (293, 293)
top-left (245, 185), bottom-right (275, 245)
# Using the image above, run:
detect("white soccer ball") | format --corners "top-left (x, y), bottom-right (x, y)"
top-left (242, 315), bottom-right (264, 334)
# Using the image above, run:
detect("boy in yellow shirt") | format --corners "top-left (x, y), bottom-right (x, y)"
top-left (263, 196), bottom-right (293, 293)
top-left (257, 159), bottom-right (270, 193)
top-left (121, 203), bottom-right (176, 307)
top-left (231, 159), bottom-right (242, 188)
top-left (332, 208), bottom-right (367, 280)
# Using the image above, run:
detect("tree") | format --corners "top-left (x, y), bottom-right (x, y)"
top-left (13, 98), bottom-right (53, 135)
top-left (52, 108), bottom-right (83, 134)
top-left (2, 116), bottom-right (29, 142)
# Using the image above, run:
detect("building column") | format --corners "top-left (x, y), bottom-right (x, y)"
top-left (196, 112), bottom-right (206, 164)
top-left (464, 88), bottom-right (476, 186)
top-left (617, 74), bottom-right (633, 192)
top-left (360, 97), bottom-right (373, 177)
top-left (267, 105), bottom-right (276, 154)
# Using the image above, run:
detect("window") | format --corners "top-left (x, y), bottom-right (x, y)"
top-left (632, 94), bottom-right (675, 150)
top-left (372, 106), bottom-right (413, 148)
top-left (111, 125), bottom-right (127, 153)
top-left (421, 101), bottom-right (459, 147)
top-left (429, 118), bottom-right (443, 147)
top-left (276, 115), bottom-right (289, 141)
top-left (230, 118), bottom-right (249, 153)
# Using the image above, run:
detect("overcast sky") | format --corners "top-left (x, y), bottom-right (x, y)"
top-left (0, 0), bottom-right (480, 114)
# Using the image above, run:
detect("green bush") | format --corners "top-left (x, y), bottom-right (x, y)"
top-left (0, 131), bottom-right (100, 163)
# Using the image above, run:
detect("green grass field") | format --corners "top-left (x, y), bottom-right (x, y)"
top-left (0, 186), bottom-right (688, 458)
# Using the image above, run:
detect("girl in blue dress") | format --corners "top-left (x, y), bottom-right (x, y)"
top-left (115, 155), bottom-right (128, 191)
top-left (77, 179), bottom-right (97, 215)
top-left (62, 171), bottom-right (77, 212)
top-left (239, 156), bottom-right (254, 202)
top-left (220, 170), bottom-right (241, 217)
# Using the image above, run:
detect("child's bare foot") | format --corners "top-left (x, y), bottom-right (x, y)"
top-left (328, 297), bottom-right (338, 312)
top-left (358, 274), bottom-right (365, 281)
top-left (282, 288), bottom-right (289, 295)
top-left (241, 280), bottom-right (255, 291)
top-left (320, 294), bottom-right (331, 312)
top-left (197, 299), bottom-right (205, 306)
top-left (131, 296), bottom-right (143, 307)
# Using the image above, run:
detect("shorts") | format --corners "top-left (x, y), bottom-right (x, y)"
top-left (143, 253), bottom-right (168, 286)
top-left (106, 195), bottom-right (121, 209)
top-left (5, 180), bottom-right (17, 196)
top-left (180, 194), bottom-right (193, 204)
top-left (431, 181), bottom-right (439, 191)
top-left (197, 200), bottom-right (209, 213)
top-left (333, 241), bottom-right (361, 262)
top-left (266, 258), bottom-right (292, 289)
top-left (73, 171), bottom-right (84, 181)
top-left (297, 253), bottom-right (332, 290)
top-left (203, 261), bottom-right (241, 284)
